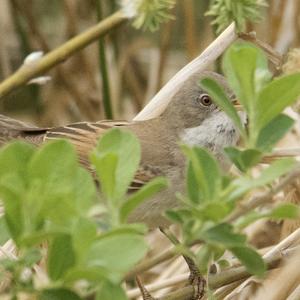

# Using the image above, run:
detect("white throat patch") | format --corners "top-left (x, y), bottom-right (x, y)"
top-left (180, 111), bottom-right (242, 152)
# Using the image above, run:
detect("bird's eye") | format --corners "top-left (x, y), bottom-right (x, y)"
top-left (199, 94), bottom-right (212, 106)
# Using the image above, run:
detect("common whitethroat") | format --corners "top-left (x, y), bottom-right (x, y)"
top-left (0, 71), bottom-right (241, 228)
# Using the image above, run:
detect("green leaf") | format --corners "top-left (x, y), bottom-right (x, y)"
top-left (200, 77), bottom-right (246, 138)
top-left (0, 173), bottom-right (25, 243)
top-left (201, 223), bottom-right (246, 247)
top-left (235, 211), bottom-right (265, 229)
top-left (47, 234), bottom-right (76, 281)
top-left (224, 148), bottom-right (262, 172)
top-left (186, 161), bottom-right (201, 203)
top-left (196, 244), bottom-right (213, 274)
top-left (182, 146), bottom-right (221, 202)
top-left (96, 281), bottom-right (127, 300)
top-left (120, 177), bottom-right (168, 222)
top-left (39, 288), bottom-right (82, 300)
top-left (254, 158), bottom-right (295, 186)
top-left (25, 143), bottom-right (80, 226)
top-left (0, 142), bottom-right (34, 179)
top-left (72, 218), bottom-right (97, 263)
top-left (256, 73), bottom-right (300, 130)
top-left (165, 210), bottom-right (186, 224)
top-left (92, 152), bottom-right (118, 201)
top-left (63, 266), bottom-right (109, 284)
top-left (20, 230), bottom-right (65, 248)
top-left (73, 167), bottom-right (96, 214)
top-left (28, 140), bottom-right (77, 187)
top-left (230, 246), bottom-right (266, 276)
top-left (0, 217), bottom-right (10, 245)
top-left (236, 204), bottom-right (299, 230)
top-left (72, 218), bottom-right (97, 261)
top-left (229, 158), bottom-right (296, 201)
top-left (256, 114), bottom-right (295, 152)
top-left (86, 232), bottom-right (148, 280)
top-left (222, 42), bottom-right (270, 115)
top-left (22, 248), bottom-right (42, 267)
top-left (197, 202), bottom-right (231, 222)
top-left (91, 128), bottom-right (141, 202)
top-left (269, 203), bottom-right (300, 219)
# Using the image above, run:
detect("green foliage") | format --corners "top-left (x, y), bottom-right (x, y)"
top-left (182, 146), bottom-right (221, 203)
top-left (0, 129), bottom-right (168, 298)
top-left (235, 203), bottom-right (300, 229)
top-left (224, 148), bottom-right (261, 172)
top-left (167, 146), bottom-right (295, 276)
top-left (168, 42), bottom-right (300, 278)
top-left (91, 128), bottom-right (167, 227)
top-left (256, 114), bottom-right (295, 152)
top-left (200, 42), bottom-right (300, 173)
top-left (91, 128), bottom-right (141, 205)
top-left (0, 42), bottom-right (300, 298)
top-left (207, 0), bottom-right (268, 33)
top-left (121, 0), bottom-right (176, 32)
top-left (40, 288), bottom-right (82, 300)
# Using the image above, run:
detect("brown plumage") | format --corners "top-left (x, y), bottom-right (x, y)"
top-left (0, 72), bottom-right (240, 227)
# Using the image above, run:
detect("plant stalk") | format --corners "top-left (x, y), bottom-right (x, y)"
top-left (0, 10), bottom-right (127, 99)
top-left (96, 0), bottom-right (113, 119)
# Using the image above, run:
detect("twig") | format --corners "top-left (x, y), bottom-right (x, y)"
top-left (263, 227), bottom-right (300, 261)
top-left (181, 0), bottom-right (198, 59)
top-left (0, 10), bottom-right (127, 99)
top-left (127, 228), bottom-right (300, 300)
top-left (267, 147), bottom-right (300, 158)
top-left (226, 164), bottom-right (300, 223)
top-left (124, 246), bottom-right (177, 280)
top-left (213, 279), bottom-right (245, 299)
top-left (96, 0), bottom-right (113, 119)
top-left (287, 284), bottom-right (300, 300)
top-left (239, 32), bottom-right (283, 67)
top-left (254, 248), bottom-right (300, 300)
top-left (226, 228), bottom-right (300, 299)
top-left (133, 22), bottom-right (238, 121)
top-left (127, 273), bottom-right (189, 299)
top-left (15, 0), bottom-right (96, 120)
top-left (128, 245), bottom-right (299, 300)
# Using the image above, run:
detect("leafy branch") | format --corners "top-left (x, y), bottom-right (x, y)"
top-left (207, 0), bottom-right (268, 33)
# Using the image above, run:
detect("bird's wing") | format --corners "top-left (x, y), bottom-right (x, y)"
top-left (44, 120), bottom-right (128, 166)
top-left (45, 120), bottom-right (161, 189)
top-left (0, 114), bottom-right (161, 189)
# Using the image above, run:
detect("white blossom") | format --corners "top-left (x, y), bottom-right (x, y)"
top-left (119, 0), bottom-right (138, 18)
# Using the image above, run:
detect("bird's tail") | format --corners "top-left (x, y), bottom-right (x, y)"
top-left (0, 114), bottom-right (46, 146)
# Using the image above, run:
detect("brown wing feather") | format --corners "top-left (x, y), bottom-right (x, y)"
top-left (0, 114), bottom-right (159, 190)
top-left (45, 120), bottom-right (159, 189)
top-left (0, 114), bottom-right (48, 146)
top-left (45, 120), bottom-right (129, 167)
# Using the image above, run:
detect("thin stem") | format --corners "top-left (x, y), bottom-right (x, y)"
top-left (133, 23), bottom-right (238, 121)
top-left (96, 0), bottom-right (113, 119)
top-left (0, 10), bottom-right (127, 99)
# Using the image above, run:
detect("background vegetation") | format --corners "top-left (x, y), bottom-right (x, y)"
top-left (1, 1), bottom-right (300, 300)
top-left (0, 0), bottom-right (299, 125)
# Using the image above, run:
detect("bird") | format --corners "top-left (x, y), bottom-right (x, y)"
top-left (0, 71), bottom-right (240, 228)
